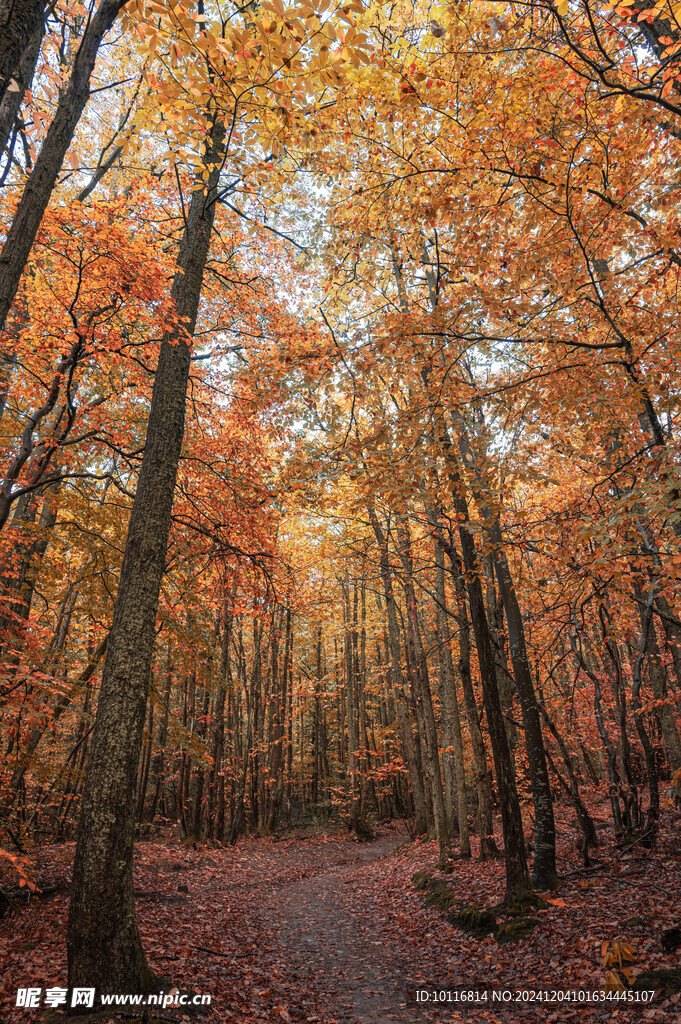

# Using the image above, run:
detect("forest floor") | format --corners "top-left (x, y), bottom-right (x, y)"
top-left (1, 803), bottom-right (681, 1024)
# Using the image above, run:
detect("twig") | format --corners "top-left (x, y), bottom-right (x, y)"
top-left (610, 873), bottom-right (674, 899)
top-left (3, 823), bottom-right (25, 853)
top-left (615, 827), bottom-right (656, 859)
top-left (189, 944), bottom-right (231, 958)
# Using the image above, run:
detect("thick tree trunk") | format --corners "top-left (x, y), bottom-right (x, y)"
top-left (0, 20), bottom-right (43, 159)
top-left (66, 115), bottom-right (226, 995)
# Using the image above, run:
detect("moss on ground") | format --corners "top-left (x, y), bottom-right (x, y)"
top-left (495, 917), bottom-right (539, 944)
top-left (505, 892), bottom-right (548, 917)
top-left (412, 867), bottom-right (547, 946)
top-left (423, 882), bottom-right (457, 912)
top-left (412, 869), bottom-right (432, 891)
top-left (632, 968), bottom-right (681, 997)
top-left (452, 904), bottom-right (498, 937)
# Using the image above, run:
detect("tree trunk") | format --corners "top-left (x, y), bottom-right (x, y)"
top-left (0, 0), bottom-right (126, 334)
top-left (0, 0), bottom-right (44, 109)
top-left (66, 115), bottom-right (226, 994)
top-left (395, 517), bottom-right (450, 865)
top-left (434, 521), bottom-right (498, 859)
top-left (454, 420), bottom-right (558, 888)
top-left (436, 426), bottom-right (530, 899)
top-left (368, 506), bottom-right (429, 834)
top-left (431, 534), bottom-right (471, 856)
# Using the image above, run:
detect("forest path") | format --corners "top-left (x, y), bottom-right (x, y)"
top-left (254, 829), bottom-right (416, 1024)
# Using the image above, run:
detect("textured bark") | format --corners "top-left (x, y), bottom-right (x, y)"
top-left (0, 0), bottom-right (43, 108)
top-left (0, 20), bottom-right (43, 160)
top-left (0, 0), bottom-right (126, 334)
top-left (67, 116), bottom-right (226, 994)
top-left (454, 419), bottom-right (557, 888)
top-left (437, 429), bottom-right (529, 898)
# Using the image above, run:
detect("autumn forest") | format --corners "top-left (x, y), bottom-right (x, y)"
top-left (1, 0), bottom-right (681, 1020)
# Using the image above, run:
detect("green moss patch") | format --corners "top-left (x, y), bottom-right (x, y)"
top-left (495, 917), bottom-right (539, 944)
top-left (412, 870), bottom-right (432, 891)
top-left (632, 968), bottom-right (681, 998)
top-left (423, 882), bottom-right (456, 912)
top-left (451, 904), bottom-right (498, 937)
top-left (505, 892), bottom-right (548, 917)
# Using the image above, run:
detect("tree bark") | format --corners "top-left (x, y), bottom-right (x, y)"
top-left (431, 534), bottom-right (471, 856)
top-left (454, 417), bottom-right (558, 888)
top-left (67, 114), bottom-right (226, 994)
top-left (0, 0), bottom-right (44, 109)
top-left (368, 506), bottom-right (429, 835)
top-left (436, 425), bottom-right (530, 898)
top-left (0, 0), bottom-right (126, 334)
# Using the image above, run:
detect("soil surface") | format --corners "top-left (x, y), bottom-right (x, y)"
top-left (255, 832), bottom-right (414, 1023)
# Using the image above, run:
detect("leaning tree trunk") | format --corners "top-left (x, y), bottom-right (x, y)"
top-left (0, 0), bottom-right (126, 334)
top-left (0, 20), bottom-right (44, 160)
top-left (0, 0), bottom-right (44, 109)
top-left (66, 114), bottom-right (226, 996)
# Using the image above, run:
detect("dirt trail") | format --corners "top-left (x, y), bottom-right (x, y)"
top-left (256, 832), bottom-right (417, 1024)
